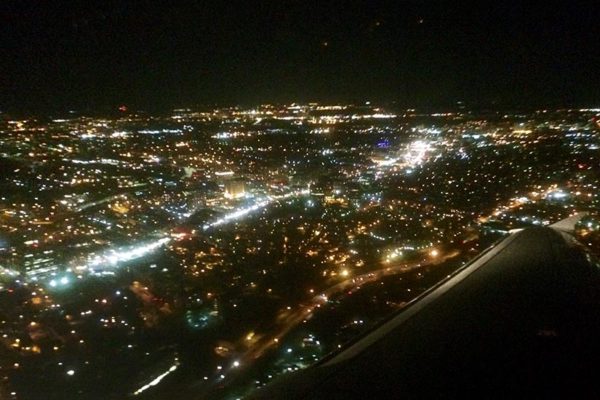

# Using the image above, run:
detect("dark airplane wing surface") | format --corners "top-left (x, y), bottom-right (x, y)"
top-left (250, 225), bottom-right (600, 399)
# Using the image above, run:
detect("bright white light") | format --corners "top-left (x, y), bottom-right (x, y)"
top-left (66, 369), bottom-right (75, 376)
top-left (374, 158), bottom-right (398, 167)
top-left (86, 237), bottom-right (171, 272)
top-left (403, 140), bottom-right (431, 167)
top-left (204, 189), bottom-right (309, 230)
top-left (133, 363), bottom-right (178, 395)
top-left (549, 191), bottom-right (568, 199)
top-left (79, 189), bottom-right (308, 280)
top-left (371, 113), bottom-right (396, 119)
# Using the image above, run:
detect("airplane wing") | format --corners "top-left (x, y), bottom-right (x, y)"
top-left (250, 223), bottom-right (600, 399)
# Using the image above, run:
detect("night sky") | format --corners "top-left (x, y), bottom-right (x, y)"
top-left (2, 0), bottom-right (600, 112)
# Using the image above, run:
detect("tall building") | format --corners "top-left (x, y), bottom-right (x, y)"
top-left (224, 179), bottom-right (245, 199)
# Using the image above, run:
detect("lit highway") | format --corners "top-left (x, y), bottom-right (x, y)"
top-left (198, 247), bottom-right (462, 395)
top-left (33, 188), bottom-right (311, 287)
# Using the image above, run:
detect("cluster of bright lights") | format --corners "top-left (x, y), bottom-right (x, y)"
top-left (373, 158), bottom-right (398, 167)
top-left (110, 131), bottom-right (128, 138)
top-left (203, 189), bottom-right (309, 230)
top-left (42, 190), bottom-right (309, 288)
top-left (206, 199), bottom-right (271, 229)
top-left (0, 266), bottom-right (19, 277)
top-left (86, 237), bottom-right (171, 271)
top-left (403, 140), bottom-right (431, 166)
top-left (48, 276), bottom-right (70, 288)
top-left (385, 249), bottom-right (403, 262)
top-left (546, 190), bottom-right (569, 200)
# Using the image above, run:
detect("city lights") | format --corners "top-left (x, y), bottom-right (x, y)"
top-left (0, 102), bottom-right (598, 399)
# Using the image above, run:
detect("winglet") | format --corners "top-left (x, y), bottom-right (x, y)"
top-left (550, 212), bottom-right (589, 233)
